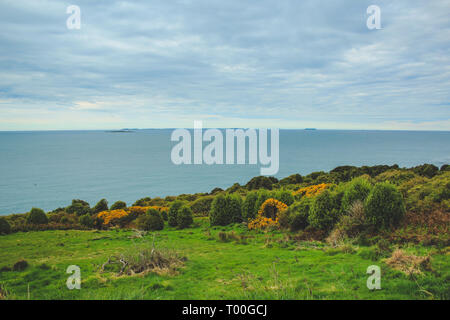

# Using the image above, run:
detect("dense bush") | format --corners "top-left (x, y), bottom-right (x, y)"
top-left (285, 198), bottom-right (312, 231)
top-left (26, 208), bottom-right (49, 225)
top-left (254, 189), bottom-right (272, 213)
top-left (210, 194), bottom-right (243, 226)
top-left (341, 177), bottom-right (372, 211)
top-left (309, 190), bottom-right (340, 231)
top-left (110, 201), bottom-right (127, 210)
top-left (79, 214), bottom-right (94, 228)
top-left (190, 196), bottom-right (214, 216)
top-left (279, 173), bottom-right (303, 185)
top-left (177, 206), bottom-right (194, 229)
top-left (0, 217), bottom-right (11, 235)
top-left (66, 199), bottom-right (91, 216)
top-left (226, 194), bottom-right (243, 223)
top-left (133, 197), bottom-right (152, 207)
top-left (245, 176), bottom-right (278, 190)
top-left (412, 164), bottom-right (439, 178)
top-left (365, 182), bottom-right (406, 230)
top-left (136, 208), bottom-right (164, 231)
top-left (92, 199), bottom-right (108, 214)
top-left (168, 200), bottom-right (185, 227)
top-left (242, 191), bottom-right (259, 221)
top-left (273, 190), bottom-right (295, 206)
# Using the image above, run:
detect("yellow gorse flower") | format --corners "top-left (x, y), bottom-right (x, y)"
top-left (97, 209), bottom-right (129, 225)
top-left (292, 183), bottom-right (330, 198)
top-left (248, 198), bottom-right (287, 230)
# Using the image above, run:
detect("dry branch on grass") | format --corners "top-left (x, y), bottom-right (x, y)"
top-left (100, 235), bottom-right (186, 276)
top-left (385, 249), bottom-right (432, 276)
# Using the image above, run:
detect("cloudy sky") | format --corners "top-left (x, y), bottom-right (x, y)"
top-left (0, 0), bottom-right (449, 130)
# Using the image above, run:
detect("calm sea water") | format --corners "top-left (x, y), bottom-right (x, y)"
top-left (0, 129), bottom-right (449, 215)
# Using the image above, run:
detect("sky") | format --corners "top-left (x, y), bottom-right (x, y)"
top-left (0, 0), bottom-right (449, 131)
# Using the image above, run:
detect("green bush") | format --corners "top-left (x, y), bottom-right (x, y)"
top-left (177, 206), bottom-right (193, 229)
top-left (160, 210), bottom-right (168, 221)
top-left (254, 189), bottom-right (272, 213)
top-left (110, 201), bottom-right (127, 210)
top-left (341, 177), bottom-right (372, 211)
top-left (0, 217), bottom-right (11, 235)
top-left (136, 208), bottom-right (164, 231)
top-left (286, 198), bottom-right (312, 231)
top-left (245, 176), bottom-right (278, 190)
top-left (365, 182), bottom-right (406, 230)
top-left (190, 196), bottom-right (214, 216)
top-left (309, 190), bottom-right (340, 231)
top-left (273, 190), bottom-right (295, 206)
top-left (92, 199), bottom-right (108, 214)
top-left (66, 200), bottom-right (91, 216)
top-left (79, 214), bottom-right (93, 228)
top-left (227, 193), bottom-right (243, 223)
top-left (242, 191), bottom-right (259, 221)
top-left (133, 197), bottom-right (152, 207)
top-left (210, 194), bottom-right (230, 226)
top-left (26, 208), bottom-right (49, 225)
top-left (168, 200), bottom-right (185, 227)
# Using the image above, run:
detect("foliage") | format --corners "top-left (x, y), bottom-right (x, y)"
top-left (245, 176), bottom-right (279, 190)
top-left (209, 194), bottom-right (243, 226)
top-left (412, 164), bottom-right (439, 178)
top-left (365, 183), bottom-right (406, 230)
top-left (242, 191), bottom-right (259, 221)
top-left (92, 199), bottom-right (108, 214)
top-left (66, 199), bottom-right (91, 216)
top-left (309, 190), bottom-right (340, 232)
top-left (248, 198), bottom-right (287, 230)
top-left (168, 201), bottom-right (185, 227)
top-left (97, 209), bottom-right (129, 226)
top-left (190, 196), bottom-right (214, 216)
top-left (254, 189), bottom-right (273, 213)
top-left (293, 183), bottom-right (330, 199)
top-left (79, 214), bottom-right (94, 228)
top-left (110, 201), bottom-right (127, 210)
top-left (0, 217), bottom-right (11, 235)
top-left (26, 208), bottom-right (48, 225)
top-left (341, 177), bottom-right (372, 211)
top-left (285, 197), bottom-right (312, 231)
top-left (272, 190), bottom-right (295, 206)
top-left (135, 208), bottom-right (164, 231)
top-left (177, 206), bottom-right (194, 229)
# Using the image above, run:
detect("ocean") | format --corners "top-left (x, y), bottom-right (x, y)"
top-left (0, 129), bottom-right (449, 215)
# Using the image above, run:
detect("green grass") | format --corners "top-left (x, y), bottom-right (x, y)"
top-left (0, 218), bottom-right (448, 300)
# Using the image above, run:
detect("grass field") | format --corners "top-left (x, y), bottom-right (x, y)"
top-left (0, 217), bottom-right (448, 300)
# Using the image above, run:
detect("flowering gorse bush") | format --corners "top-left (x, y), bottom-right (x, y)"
top-left (248, 198), bottom-right (287, 230)
top-left (293, 183), bottom-right (330, 198)
top-left (98, 209), bottom-right (129, 225)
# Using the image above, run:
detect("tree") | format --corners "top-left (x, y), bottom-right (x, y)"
top-left (177, 206), bottom-right (194, 229)
top-left (26, 208), bottom-right (49, 225)
top-left (92, 199), bottom-right (108, 214)
top-left (110, 201), bottom-right (127, 210)
top-left (168, 200), bottom-right (185, 227)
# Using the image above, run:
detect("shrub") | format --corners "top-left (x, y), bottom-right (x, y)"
top-left (79, 214), bottom-right (93, 228)
top-left (226, 194), bottom-right (243, 223)
top-left (97, 209), bottom-right (129, 226)
top-left (293, 183), bottom-right (329, 199)
top-left (133, 197), bottom-right (152, 207)
top-left (309, 190), bottom-right (340, 231)
top-left (341, 177), bottom-right (372, 211)
top-left (13, 260), bottom-right (28, 271)
top-left (210, 194), bottom-right (229, 226)
top-left (248, 198), bottom-right (287, 230)
top-left (26, 208), bottom-right (48, 225)
top-left (245, 176), bottom-right (278, 190)
top-left (110, 201), bottom-right (127, 210)
top-left (328, 200), bottom-right (366, 245)
top-left (136, 208), bottom-right (164, 231)
top-left (0, 217), bottom-right (11, 235)
top-left (254, 189), bottom-right (272, 213)
top-left (177, 206), bottom-right (193, 229)
top-left (66, 199), bottom-right (91, 216)
top-left (365, 182), bottom-right (406, 230)
top-left (412, 164), bottom-right (439, 178)
top-left (242, 191), bottom-right (259, 221)
top-left (168, 200), bottom-right (185, 227)
top-left (273, 190), bottom-right (295, 206)
top-left (190, 196), bottom-right (214, 216)
top-left (92, 199), bottom-right (108, 214)
top-left (286, 198), bottom-right (312, 231)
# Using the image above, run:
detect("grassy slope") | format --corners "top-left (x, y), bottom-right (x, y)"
top-left (0, 218), bottom-right (448, 300)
